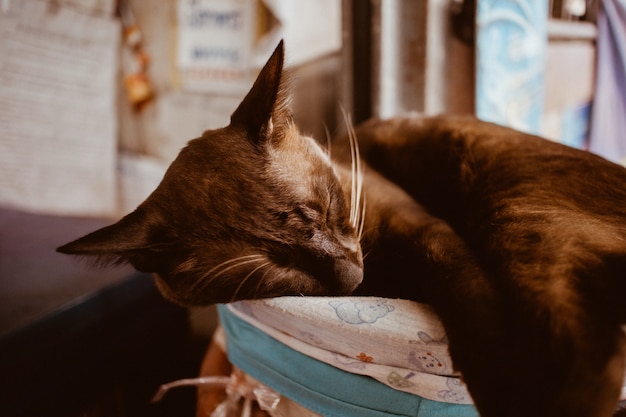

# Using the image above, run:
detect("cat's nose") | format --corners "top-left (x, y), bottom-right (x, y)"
top-left (333, 258), bottom-right (363, 294)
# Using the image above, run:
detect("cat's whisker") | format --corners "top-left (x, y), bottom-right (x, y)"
top-left (253, 264), bottom-right (275, 299)
top-left (350, 124), bottom-right (364, 232)
top-left (340, 107), bottom-right (364, 231)
top-left (210, 257), bottom-right (266, 281)
top-left (322, 122), bottom-right (332, 158)
top-left (339, 107), bottom-right (355, 226)
top-left (338, 108), bottom-right (366, 257)
top-left (192, 254), bottom-right (266, 293)
top-left (204, 254), bottom-right (265, 279)
top-left (349, 122), bottom-right (358, 228)
top-left (357, 195), bottom-right (367, 241)
top-left (230, 261), bottom-right (271, 302)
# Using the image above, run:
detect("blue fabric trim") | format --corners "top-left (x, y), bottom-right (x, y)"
top-left (218, 304), bottom-right (478, 417)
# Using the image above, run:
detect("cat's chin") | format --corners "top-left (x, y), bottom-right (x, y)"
top-left (260, 263), bottom-right (363, 299)
top-left (151, 261), bottom-right (363, 306)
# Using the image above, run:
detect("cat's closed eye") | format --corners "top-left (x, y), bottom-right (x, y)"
top-left (276, 204), bottom-right (326, 225)
top-left (297, 204), bottom-right (326, 223)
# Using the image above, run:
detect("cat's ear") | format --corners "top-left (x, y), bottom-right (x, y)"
top-left (230, 39), bottom-right (290, 142)
top-left (56, 209), bottom-right (156, 262)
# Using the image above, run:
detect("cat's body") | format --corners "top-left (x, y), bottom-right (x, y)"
top-left (348, 117), bottom-right (626, 417)
top-left (58, 42), bottom-right (626, 416)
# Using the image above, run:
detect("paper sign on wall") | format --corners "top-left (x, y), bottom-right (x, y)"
top-left (176, 0), bottom-right (258, 95)
top-left (0, 0), bottom-right (119, 217)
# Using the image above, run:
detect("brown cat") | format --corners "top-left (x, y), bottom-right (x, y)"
top-left (58, 41), bottom-right (626, 417)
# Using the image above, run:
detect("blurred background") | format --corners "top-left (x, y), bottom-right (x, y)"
top-left (0, 0), bottom-right (622, 416)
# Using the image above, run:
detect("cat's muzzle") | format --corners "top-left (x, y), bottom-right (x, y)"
top-left (331, 258), bottom-right (364, 294)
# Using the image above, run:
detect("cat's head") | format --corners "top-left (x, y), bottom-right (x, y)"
top-left (57, 41), bottom-right (364, 306)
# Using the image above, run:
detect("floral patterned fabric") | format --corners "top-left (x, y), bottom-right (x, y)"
top-left (227, 297), bottom-right (473, 405)
top-left (225, 296), bottom-right (626, 412)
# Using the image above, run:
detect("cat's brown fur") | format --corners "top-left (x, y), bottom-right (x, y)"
top-left (58, 41), bottom-right (626, 416)
top-left (346, 117), bottom-right (626, 417)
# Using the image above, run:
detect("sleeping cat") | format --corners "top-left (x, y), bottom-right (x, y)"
top-left (58, 41), bottom-right (626, 417)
